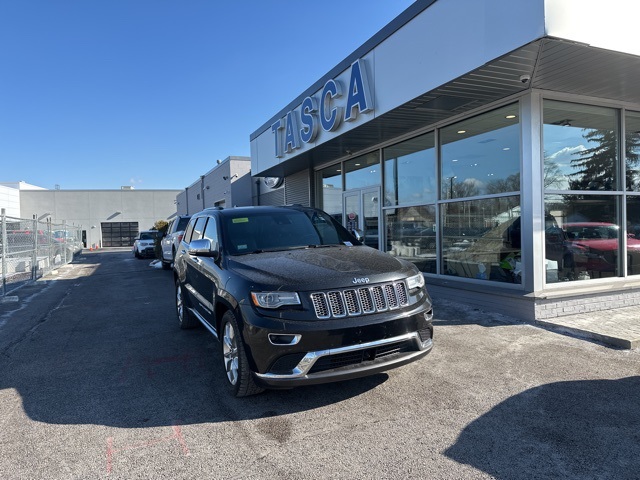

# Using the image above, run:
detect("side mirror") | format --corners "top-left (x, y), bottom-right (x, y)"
top-left (188, 238), bottom-right (220, 260)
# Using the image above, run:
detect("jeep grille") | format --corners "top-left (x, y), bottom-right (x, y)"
top-left (310, 282), bottom-right (409, 319)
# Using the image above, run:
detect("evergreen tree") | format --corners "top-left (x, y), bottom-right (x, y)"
top-left (625, 130), bottom-right (640, 191)
top-left (569, 129), bottom-right (617, 190)
top-left (569, 128), bottom-right (640, 190)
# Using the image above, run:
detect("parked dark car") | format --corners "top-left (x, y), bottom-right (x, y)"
top-left (173, 205), bottom-right (434, 397)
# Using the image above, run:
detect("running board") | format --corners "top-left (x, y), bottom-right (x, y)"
top-left (188, 307), bottom-right (219, 340)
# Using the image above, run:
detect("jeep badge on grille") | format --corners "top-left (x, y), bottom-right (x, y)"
top-left (352, 277), bottom-right (370, 284)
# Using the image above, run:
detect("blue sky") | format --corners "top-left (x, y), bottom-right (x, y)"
top-left (0, 1), bottom-right (415, 190)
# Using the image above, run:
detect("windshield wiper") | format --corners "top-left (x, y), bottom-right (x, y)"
top-left (232, 244), bottom-right (340, 255)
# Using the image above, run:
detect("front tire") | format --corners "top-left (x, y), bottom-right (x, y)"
top-left (176, 280), bottom-right (198, 329)
top-left (220, 310), bottom-right (264, 397)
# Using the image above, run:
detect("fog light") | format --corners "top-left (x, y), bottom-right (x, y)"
top-left (268, 333), bottom-right (302, 346)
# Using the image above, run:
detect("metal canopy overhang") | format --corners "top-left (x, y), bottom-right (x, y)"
top-left (259, 37), bottom-right (640, 178)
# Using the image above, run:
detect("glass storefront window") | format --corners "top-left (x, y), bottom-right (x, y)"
top-left (383, 132), bottom-right (436, 206)
top-left (544, 194), bottom-right (620, 282)
top-left (543, 100), bottom-right (619, 191)
top-left (441, 104), bottom-right (520, 200)
top-left (317, 164), bottom-right (342, 219)
top-left (344, 152), bottom-right (380, 190)
top-left (441, 196), bottom-right (521, 283)
top-left (385, 205), bottom-right (436, 273)
top-left (626, 111), bottom-right (640, 192)
top-left (627, 196), bottom-right (640, 276)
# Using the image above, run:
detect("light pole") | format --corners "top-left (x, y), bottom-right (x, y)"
top-left (448, 176), bottom-right (457, 199)
top-left (200, 175), bottom-right (205, 209)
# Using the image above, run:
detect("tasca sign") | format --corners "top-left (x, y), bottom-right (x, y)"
top-left (271, 58), bottom-right (373, 159)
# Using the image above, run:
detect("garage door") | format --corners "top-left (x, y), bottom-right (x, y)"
top-left (101, 222), bottom-right (139, 247)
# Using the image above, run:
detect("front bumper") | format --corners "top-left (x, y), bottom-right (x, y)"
top-left (139, 246), bottom-right (155, 257)
top-left (254, 331), bottom-right (433, 388)
top-left (237, 300), bottom-right (433, 388)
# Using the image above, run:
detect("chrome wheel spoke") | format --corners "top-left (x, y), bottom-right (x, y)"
top-left (223, 323), bottom-right (239, 385)
top-left (176, 287), bottom-right (183, 320)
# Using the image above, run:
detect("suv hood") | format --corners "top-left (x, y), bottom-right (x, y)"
top-left (227, 245), bottom-right (416, 289)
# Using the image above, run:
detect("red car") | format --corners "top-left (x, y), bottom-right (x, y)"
top-left (564, 222), bottom-right (640, 275)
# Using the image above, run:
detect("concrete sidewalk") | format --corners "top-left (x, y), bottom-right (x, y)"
top-left (536, 306), bottom-right (640, 350)
top-left (434, 297), bottom-right (639, 350)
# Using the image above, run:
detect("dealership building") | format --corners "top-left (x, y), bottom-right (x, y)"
top-left (249, 0), bottom-right (640, 321)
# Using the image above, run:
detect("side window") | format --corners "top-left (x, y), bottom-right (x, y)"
top-left (183, 218), bottom-right (197, 243)
top-left (203, 216), bottom-right (218, 246)
top-left (191, 217), bottom-right (207, 242)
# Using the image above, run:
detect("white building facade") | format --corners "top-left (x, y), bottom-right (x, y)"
top-left (19, 188), bottom-right (181, 248)
top-left (176, 156), bottom-right (252, 215)
top-left (250, 0), bottom-right (640, 321)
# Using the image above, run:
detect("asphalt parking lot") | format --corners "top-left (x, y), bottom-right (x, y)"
top-left (1, 249), bottom-right (639, 479)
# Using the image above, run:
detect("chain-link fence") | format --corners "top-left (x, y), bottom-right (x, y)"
top-left (1, 212), bottom-right (83, 297)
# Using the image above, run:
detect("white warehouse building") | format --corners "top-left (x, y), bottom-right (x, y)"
top-left (3, 183), bottom-right (181, 249)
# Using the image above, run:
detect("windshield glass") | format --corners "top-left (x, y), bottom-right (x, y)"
top-left (140, 233), bottom-right (155, 240)
top-left (223, 209), bottom-right (359, 255)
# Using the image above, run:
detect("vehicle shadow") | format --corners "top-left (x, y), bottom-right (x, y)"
top-left (0, 250), bottom-right (388, 428)
top-left (444, 376), bottom-right (640, 479)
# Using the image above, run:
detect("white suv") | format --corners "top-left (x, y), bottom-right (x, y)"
top-left (133, 230), bottom-right (161, 259)
top-left (160, 215), bottom-right (191, 269)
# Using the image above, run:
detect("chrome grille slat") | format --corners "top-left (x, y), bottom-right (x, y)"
top-left (311, 293), bottom-right (330, 319)
top-left (327, 291), bottom-right (347, 318)
top-left (310, 281), bottom-right (409, 319)
top-left (384, 284), bottom-right (398, 309)
top-left (395, 282), bottom-right (408, 305)
top-left (372, 286), bottom-right (387, 311)
top-left (343, 289), bottom-right (361, 315)
top-left (358, 287), bottom-right (375, 313)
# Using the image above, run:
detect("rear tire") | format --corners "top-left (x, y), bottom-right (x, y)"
top-left (161, 254), bottom-right (171, 270)
top-left (220, 310), bottom-right (264, 397)
top-left (176, 279), bottom-right (198, 329)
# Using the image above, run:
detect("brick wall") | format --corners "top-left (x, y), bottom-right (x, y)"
top-left (535, 289), bottom-right (640, 319)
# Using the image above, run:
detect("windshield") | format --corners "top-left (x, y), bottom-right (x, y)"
top-left (223, 209), bottom-right (359, 255)
top-left (139, 233), bottom-right (155, 240)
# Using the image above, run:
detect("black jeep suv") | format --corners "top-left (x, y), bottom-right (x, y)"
top-left (173, 205), bottom-right (434, 397)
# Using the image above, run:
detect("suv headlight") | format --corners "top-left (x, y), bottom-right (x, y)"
top-left (406, 273), bottom-right (425, 290)
top-left (251, 292), bottom-right (301, 309)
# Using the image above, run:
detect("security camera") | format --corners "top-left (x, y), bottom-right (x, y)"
top-left (519, 74), bottom-right (531, 84)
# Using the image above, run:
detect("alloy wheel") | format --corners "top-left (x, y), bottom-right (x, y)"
top-left (176, 283), bottom-right (184, 322)
top-left (222, 322), bottom-right (239, 385)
